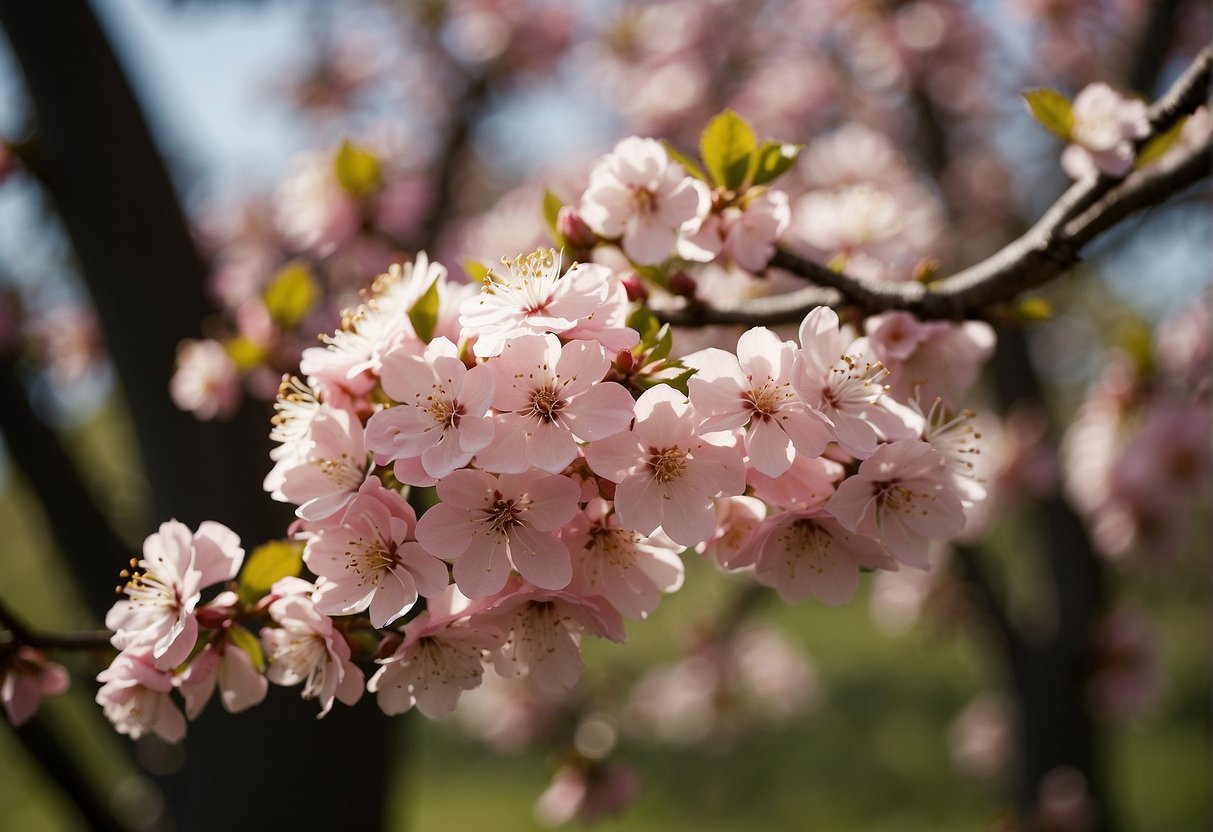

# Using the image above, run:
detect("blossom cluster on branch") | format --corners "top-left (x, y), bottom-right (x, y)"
top-left (89, 118), bottom-right (997, 741)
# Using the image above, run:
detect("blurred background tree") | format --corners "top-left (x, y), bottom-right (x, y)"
top-left (0, 0), bottom-right (1207, 830)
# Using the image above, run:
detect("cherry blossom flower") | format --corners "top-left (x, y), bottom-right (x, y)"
top-left (96, 647), bottom-right (187, 742)
top-left (1061, 83), bottom-right (1149, 179)
top-left (178, 629), bottom-right (269, 719)
top-left (747, 452), bottom-right (843, 511)
top-left (585, 384), bottom-right (745, 547)
top-left (579, 137), bottom-right (709, 264)
top-left (106, 520), bottom-right (245, 670)
top-left (680, 189), bottom-right (791, 272)
top-left (738, 509), bottom-right (896, 605)
top-left (364, 337), bottom-right (495, 486)
top-left (485, 579), bottom-right (625, 692)
top-left (793, 306), bottom-right (908, 458)
top-left (368, 586), bottom-right (504, 718)
top-left (265, 405), bottom-right (370, 520)
top-left (262, 590), bottom-right (364, 717)
top-left (459, 248), bottom-right (617, 358)
top-left (698, 495), bottom-right (766, 570)
top-left (563, 498), bottom-right (685, 620)
top-left (535, 764), bottom-right (640, 827)
top-left (865, 311), bottom-right (995, 405)
top-left (686, 326), bottom-right (832, 477)
top-left (826, 438), bottom-right (966, 568)
top-left (305, 477), bottom-right (450, 627)
top-left (476, 334), bottom-right (635, 474)
top-left (1, 647), bottom-right (69, 726)
top-left (170, 338), bottom-right (240, 421)
top-left (795, 183), bottom-right (901, 255)
top-left (414, 469), bottom-right (582, 599)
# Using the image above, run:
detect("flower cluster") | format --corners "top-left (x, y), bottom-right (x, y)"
top-left (96, 129), bottom-right (991, 745)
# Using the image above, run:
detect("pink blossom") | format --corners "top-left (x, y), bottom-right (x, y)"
top-left (1088, 609), bottom-right (1163, 717)
top-left (367, 587), bottom-right (504, 719)
top-left (106, 520), bottom-right (244, 670)
top-left (697, 495), bottom-right (766, 570)
top-left (826, 438), bottom-right (966, 568)
top-left (305, 477), bottom-right (450, 627)
top-left (364, 337), bottom-right (495, 486)
top-left (459, 248), bottom-right (617, 358)
top-left (1, 647), bottom-right (69, 726)
top-left (476, 334), bottom-right (635, 474)
top-left (1060, 83), bottom-right (1150, 179)
top-left (557, 269), bottom-right (641, 353)
top-left (563, 498), bottom-right (685, 620)
top-left (794, 184), bottom-right (901, 255)
top-left (739, 509), bottom-right (896, 604)
top-left (95, 647), bottom-right (186, 742)
top-left (585, 384), bottom-right (745, 547)
top-left (793, 306), bottom-right (909, 458)
top-left (262, 592), bottom-right (364, 717)
top-left (485, 579), bottom-right (625, 692)
top-left (579, 137), bottom-right (709, 264)
top-left (414, 469), bottom-right (581, 599)
top-left (680, 190), bottom-right (792, 272)
top-left (178, 630), bottom-right (268, 719)
top-left (274, 151), bottom-right (359, 255)
top-left (865, 311), bottom-right (995, 405)
top-left (170, 339), bottom-right (240, 421)
top-left (534, 764), bottom-right (639, 827)
top-left (686, 326), bottom-right (832, 477)
top-left (265, 405), bottom-right (370, 520)
top-left (747, 452), bottom-right (843, 511)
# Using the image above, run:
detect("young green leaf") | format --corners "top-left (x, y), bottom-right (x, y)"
top-left (223, 335), bottom-right (267, 371)
top-left (750, 141), bottom-right (803, 187)
top-left (334, 140), bottom-right (383, 196)
top-left (227, 625), bottom-right (266, 672)
top-left (1022, 89), bottom-right (1074, 140)
top-left (662, 140), bottom-right (708, 181)
top-left (462, 259), bottom-right (491, 282)
top-left (407, 274), bottom-right (442, 343)
top-left (700, 110), bottom-right (757, 190)
top-left (1136, 116), bottom-right (1188, 168)
top-left (238, 540), bottom-right (304, 606)
top-left (263, 262), bottom-right (318, 328)
top-left (543, 189), bottom-right (567, 247)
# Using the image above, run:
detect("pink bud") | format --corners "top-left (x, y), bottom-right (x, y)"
top-left (669, 271), bottom-right (698, 299)
top-left (621, 272), bottom-right (648, 302)
top-left (615, 349), bottom-right (635, 373)
top-left (557, 206), bottom-right (597, 249)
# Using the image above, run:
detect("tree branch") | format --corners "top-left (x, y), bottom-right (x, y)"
top-left (668, 47), bottom-right (1211, 326)
top-left (0, 598), bottom-right (112, 652)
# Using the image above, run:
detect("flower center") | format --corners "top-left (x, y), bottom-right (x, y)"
top-left (484, 492), bottom-right (524, 534)
top-left (743, 379), bottom-right (791, 421)
top-left (428, 397), bottom-right (464, 429)
top-left (529, 386), bottom-right (563, 422)
top-left (872, 480), bottom-right (914, 515)
top-left (648, 446), bottom-right (688, 484)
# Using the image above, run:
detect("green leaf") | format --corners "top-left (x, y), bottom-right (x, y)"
top-left (407, 273), bottom-right (441, 343)
top-left (334, 140), bottom-right (382, 197)
top-left (699, 110), bottom-right (757, 190)
top-left (263, 262), bottom-right (318, 328)
top-left (662, 367), bottom-right (696, 396)
top-left (662, 141), bottom-right (707, 181)
top-left (227, 624), bottom-right (266, 672)
top-left (749, 141), bottom-right (802, 187)
top-left (1022, 89), bottom-right (1074, 140)
top-left (238, 540), bottom-right (304, 606)
top-left (1014, 297), bottom-right (1053, 322)
top-left (648, 323), bottom-right (674, 364)
top-left (1136, 116), bottom-right (1188, 168)
top-left (223, 335), bottom-right (266, 371)
top-left (631, 263), bottom-right (671, 291)
top-left (543, 189), bottom-right (567, 247)
top-left (626, 306), bottom-right (660, 346)
top-left (462, 259), bottom-right (491, 283)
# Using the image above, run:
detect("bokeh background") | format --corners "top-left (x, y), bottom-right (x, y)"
top-left (0, 1), bottom-right (1208, 829)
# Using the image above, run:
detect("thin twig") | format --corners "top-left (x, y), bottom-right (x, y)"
top-left (0, 597), bottom-right (112, 652)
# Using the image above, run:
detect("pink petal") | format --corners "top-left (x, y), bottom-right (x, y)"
top-left (554, 339), bottom-right (610, 398)
top-left (584, 432), bottom-right (644, 482)
top-left (527, 421), bottom-right (579, 474)
top-left (512, 472), bottom-right (580, 531)
top-left (217, 644), bottom-right (268, 713)
top-left (655, 483), bottom-right (717, 547)
top-left (369, 569), bottom-right (418, 628)
top-left (560, 382), bottom-right (635, 441)
top-left (415, 503), bottom-right (476, 560)
top-left (191, 521), bottom-right (244, 586)
top-left (453, 533), bottom-right (513, 599)
top-left (613, 474), bottom-right (665, 535)
top-left (474, 414), bottom-right (534, 474)
top-left (508, 525), bottom-right (573, 590)
top-left (457, 362), bottom-right (497, 417)
top-left (745, 419), bottom-right (796, 478)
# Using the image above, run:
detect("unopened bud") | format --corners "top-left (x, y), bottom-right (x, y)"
top-left (556, 206), bottom-right (596, 249)
top-left (196, 605), bottom-right (232, 629)
top-left (669, 271), bottom-right (698, 299)
top-left (374, 632), bottom-right (403, 660)
top-left (621, 272), bottom-right (648, 303)
top-left (615, 348), bottom-right (635, 373)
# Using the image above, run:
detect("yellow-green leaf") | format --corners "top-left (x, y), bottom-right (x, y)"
top-left (238, 540), bottom-right (304, 606)
top-left (334, 140), bottom-right (382, 197)
top-left (543, 189), bottom-right (567, 247)
top-left (662, 141), bottom-right (707, 181)
top-left (462, 259), bottom-right (491, 282)
top-left (700, 110), bottom-right (757, 190)
top-left (223, 335), bottom-right (266, 371)
top-left (749, 141), bottom-right (802, 187)
top-left (1022, 89), bottom-right (1074, 140)
top-left (1015, 297), bottom-right (1053, 321)
top-left (1136, 116), bottom-right (1188, 168)
top-left (263, 261), bottom-right (318, 328)
top-left (227, 624), bottom-right (266, 672)
top-left (407, 273), bottom-right (441, 343)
